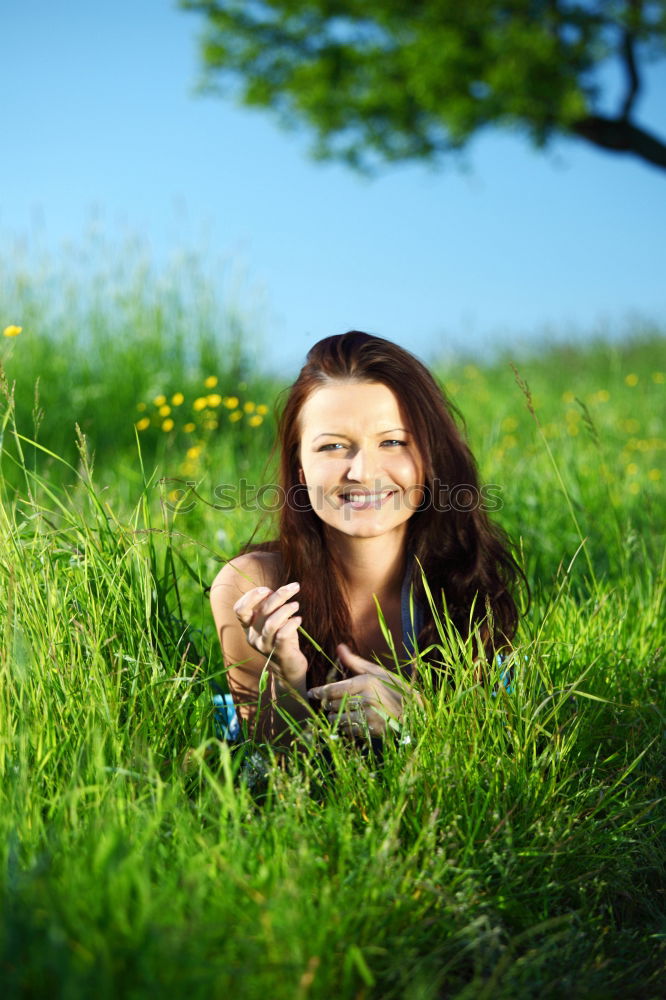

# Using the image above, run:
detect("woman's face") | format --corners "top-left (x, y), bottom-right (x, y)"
top-left (297, 380), bottom-right (425, 541)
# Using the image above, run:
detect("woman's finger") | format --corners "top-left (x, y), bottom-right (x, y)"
top-left (328, 709), bottom-right (382, 737)
top-left (336, 642), bottom-right (391, 678)
top-left (328, 716), bottom-right (362, 738)
top-left (232, 586), bottom-right (272, 626)
top-left (273, 615), bottom-right (302, 644)
top-left (233, 581), bottom-right (300, 627)
top-left (308, 676), bottom-right (367, 702)
top-left (248, 601), bottom-right (300, 651)
top-left (337, 643), bottom-right (411, 699)
top-left (255, 581), bottom-right (301, 620)
top-left (328, 707), bottom-right (365, 724)
top-left (322, 692), bottom-right (365, 712)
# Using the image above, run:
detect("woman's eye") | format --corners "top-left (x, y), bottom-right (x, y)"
top-left (318, 440), bottom-right (407, 451)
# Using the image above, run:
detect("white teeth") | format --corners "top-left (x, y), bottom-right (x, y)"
top-left (341, 491), bottom-right (393, 501)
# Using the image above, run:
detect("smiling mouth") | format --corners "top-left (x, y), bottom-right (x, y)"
top-left (338, 490), bottom-right (396, 509)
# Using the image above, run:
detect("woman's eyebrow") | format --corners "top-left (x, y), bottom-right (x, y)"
top-left (313, 427), bottom-right (410, 441)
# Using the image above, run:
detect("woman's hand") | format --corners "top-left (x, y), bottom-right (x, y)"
top-left (308, 642), bottom-right (423, 738)
top-left (232, 582), bottom-right (308, 692)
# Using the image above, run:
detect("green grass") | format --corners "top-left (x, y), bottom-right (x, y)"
top-left (1, 258), bottom-right (665, 998)
top-left (0, 233), bottom-right (281, 482)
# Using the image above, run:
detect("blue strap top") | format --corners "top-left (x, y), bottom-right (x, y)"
top-left (400, 554), bottom-right (426, 657)
top-left (399, 556), bottom-right (514, 693)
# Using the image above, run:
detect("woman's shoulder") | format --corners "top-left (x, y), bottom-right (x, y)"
top-left (211, 546), bottom-right (283, 599)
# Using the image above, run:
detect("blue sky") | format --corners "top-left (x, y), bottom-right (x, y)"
top-left (3, 0), bottom-right (666, 375)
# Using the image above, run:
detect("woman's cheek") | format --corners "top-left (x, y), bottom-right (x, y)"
top-left (405, 485), bottom-right (425, 511)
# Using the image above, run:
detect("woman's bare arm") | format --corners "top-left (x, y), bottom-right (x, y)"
top-left (209, 553), bottom-right (311, 743)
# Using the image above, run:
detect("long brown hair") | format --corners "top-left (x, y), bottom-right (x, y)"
top-left (241, 331), bottom-right (526, 688)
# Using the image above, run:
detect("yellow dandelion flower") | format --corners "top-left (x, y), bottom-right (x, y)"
top-left (172, 392), bottom-right (184, 406)
top-left (207, 393), bottom-right (222, 407)
top-left (561, 391), bottom-right (575, 403)
top-left (203, 419), bottom-right (218, 430)
top-left (159, 404), bottom-right (171, 417)
top-left (3, 325), bottom-right (22, 337)
top-left (243, 401), bottom-right (256, 414)
top-left (568, 425), bottom-right (579, 436)
top-left (193, 397), bottom-right (208, 412)
top-left (135, 417), bottom-right (150, 431)
top-left (625, 373), bottom-right (639, 387)
top-left (136, 402), bottom-right (147, 412)
top-left (229, 410), bottom-right (243, 423)
top-left (648, 468), bottom-right (662, 481)
top-left (180, 462), bottom-right (197, 477)
top-left (501, 416), bottom-right (518, 432)
top-left (186, 446), bottom-right (202, 460)
top-left (153, 394), bottom-right (167, 406)
top-left (626, 463), bottom-right (638, 475)
top-left (594, 389), bottom-right (610, 403)
top-left (183, 422), bottom-right (196, 433)
top-left (223, 396), bottom-right (239, 409)
top-left (162, 418), bottom-right (174, 432)
top-left (502, 434), bottom-right (517, 449)
top-left (636, 440), bottom-right (650, 452)
top-left (248, 414), bottom-right (263, 427)
top-left (256, 404), bottom-right (269, 416)
top-left (622, 419), bottom-right (640, 434)
top-left (204, 375), bottom-right (218, 389)
top-left (652, 372), bottom-right (665, 384)
top-left (628, 482), bottom-right (640, 495)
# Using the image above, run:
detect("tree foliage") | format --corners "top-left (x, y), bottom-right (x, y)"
top-left (181, 0), bottom-right (666, 173)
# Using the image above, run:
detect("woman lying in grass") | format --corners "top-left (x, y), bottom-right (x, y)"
top-left (210, 331), bottom-right (524, 745)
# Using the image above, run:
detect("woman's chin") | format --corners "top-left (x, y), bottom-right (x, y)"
top-left (324, 514), bottom-right (412, 540)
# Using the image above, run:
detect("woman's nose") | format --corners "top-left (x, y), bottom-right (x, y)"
top-left (345, 447), bottom-right (379, 484)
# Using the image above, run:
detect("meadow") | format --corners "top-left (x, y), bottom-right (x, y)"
top-left (0, 249), bottom-right (664, 998)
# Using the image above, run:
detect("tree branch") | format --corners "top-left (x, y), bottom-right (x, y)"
top-left (620, 28), bottom-right (641, 120)
top-left (572, 114), bottom-right (666, 170)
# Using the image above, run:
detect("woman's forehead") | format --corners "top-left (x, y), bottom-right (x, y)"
top-left (299, 381), bottom-right (406, 429)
